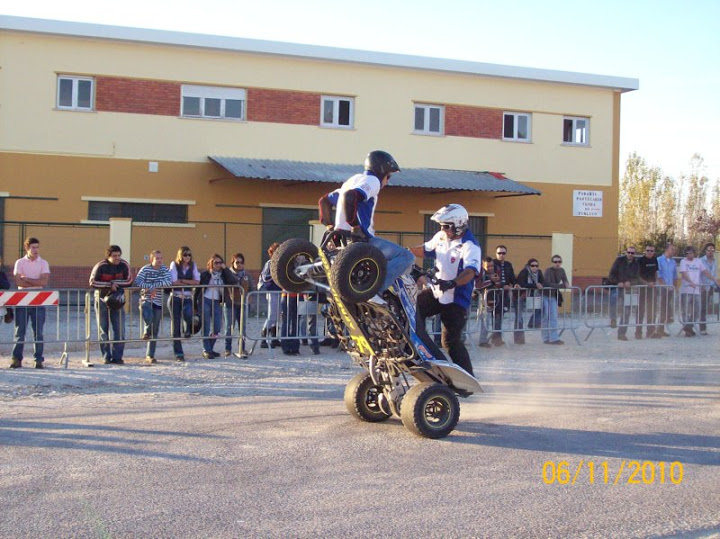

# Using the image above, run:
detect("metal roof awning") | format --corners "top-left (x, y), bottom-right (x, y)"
top-left (209, 156), bottom-right (541, 196)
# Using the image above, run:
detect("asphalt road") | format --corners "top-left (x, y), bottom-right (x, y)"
top-left (1, 338), bottom-right (719, 538)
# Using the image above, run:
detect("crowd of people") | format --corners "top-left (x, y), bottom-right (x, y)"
top-left (2, 151), bottom-right (718, 371)
top-left (606, 242), bottom-right (720, 339)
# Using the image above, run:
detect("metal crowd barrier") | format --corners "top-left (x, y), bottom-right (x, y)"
top-left (583, 284), bottom-right (719, 339)
top-left (468, 286), bottom-right (583, 346)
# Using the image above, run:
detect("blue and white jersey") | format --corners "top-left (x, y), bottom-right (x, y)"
top-left (423, 229), bottom-right (481, 308)
top-left (326, 172), bottom-right (381, 237)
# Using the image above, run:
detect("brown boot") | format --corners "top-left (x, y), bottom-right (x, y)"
top-left (9, 357), bottom-right (22, 369)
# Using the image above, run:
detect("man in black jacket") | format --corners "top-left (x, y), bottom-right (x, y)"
top-left (493, 245), bottom-right (523, 344)
top-left (637, 244), bottom-right (659, 339)
top-left (608, 247), bottom-right (641, 340)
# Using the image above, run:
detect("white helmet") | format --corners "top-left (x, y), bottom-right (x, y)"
top-left (431, 204), bottom-right (469, 235)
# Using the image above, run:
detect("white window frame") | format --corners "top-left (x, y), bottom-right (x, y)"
top-left (563, 116), bottom-right (590, 146)
top-left (413, 104), bottom-right (444, 135)
top-left (321, 96), bottom-right (354, 128)
top-left (502, 112), bottom-right (532, 142)
top-left (56, 75), bottom-right (95, 111)
top-left (181, 85), bottom-right (246, 120)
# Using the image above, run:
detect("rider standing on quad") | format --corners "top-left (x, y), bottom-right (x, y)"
top-left (318, 150), bottom-right (415, 294)
top-left (410, 204), bottom-right (481, 376)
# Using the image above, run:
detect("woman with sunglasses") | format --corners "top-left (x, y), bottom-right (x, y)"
top-left (195, 254), bottom-right (237, 359)
top-left (168, 246), bottom-right (200, 361)
top-left (517, 258), bottom-right (545, 342)
top-left (542, 255), bottom-right (569, 345)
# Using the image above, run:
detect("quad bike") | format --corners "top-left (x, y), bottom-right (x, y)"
top-left (270, 231), bottom-right (482, 439)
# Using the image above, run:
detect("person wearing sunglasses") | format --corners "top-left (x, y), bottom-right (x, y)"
top-left (410, 204), bottom-right (481, 376)
top-left (168, 246), bottom-right (200, 361)
top-left (196, 254), bottom-right (238, 358)
top-left (493, 245), bottom-right (522, 344)
top-left (318, 150), bottom-right (414, 297)
top-left (517, 258), bottom-right (544, 340)
top-left (542, 256), bottom-right (569, 345)
top-left (607, 246), bottom-right (641, 341)
top-left (637, 244), bottom-right (659, 339)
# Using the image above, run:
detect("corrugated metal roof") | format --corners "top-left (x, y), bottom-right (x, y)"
top-left (209, 156), bottom-right (541, 195)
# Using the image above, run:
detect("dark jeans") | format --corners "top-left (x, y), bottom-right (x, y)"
top-left (202, 297), bottom-right (222, 353)
top-left (168, 295), bottom-right (193, 356)
top-left (96, 298), bottom-right (125, 361)
top-left (12, 306), bottom-right (46, 362)
top-left (637, 287), bottom-right (656, 335)
top-left (699, 287), bottom-right (716, 331)
top-left (617, 289), bottom-right (635, 337)
top-left (224, 302), bottom-right (248, 352)
top-left (416, 289), bottom-right (473, 376)
top-left (141, 302), bottom-right (162, 357)
top-left (280, 295), bottom-right (299, 353)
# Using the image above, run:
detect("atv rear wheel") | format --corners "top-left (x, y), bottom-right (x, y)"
top-left (330, 242), bottom-right (386, 303)
top-left (344, 372), bottom-right (391, 422)
top-left (270, 239), bottom-right (319, 293)
top-left (401, 382), bottom-right (459, 439)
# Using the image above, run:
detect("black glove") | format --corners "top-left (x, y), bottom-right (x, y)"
top-left (438, 279), bottom-right (457, 292)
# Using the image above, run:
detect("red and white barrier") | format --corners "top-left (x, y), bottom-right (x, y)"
top-left (0, 290), bottom-right (60, 307)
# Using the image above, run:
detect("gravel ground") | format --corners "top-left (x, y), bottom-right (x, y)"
top-left (1, 329), bottom-right (719, 538)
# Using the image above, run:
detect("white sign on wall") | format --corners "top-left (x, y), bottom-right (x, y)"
top-left (573, 190), bottom-right (603, 217)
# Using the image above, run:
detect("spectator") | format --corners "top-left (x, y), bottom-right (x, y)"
top-left (0, 256), bottom-right (12, 326)
top-left (298, 291), bottom-right (321, 355)
top-left (89, 245), bottom-right (134, 365)
top-left (168, 246), bottom-right (200, 361)
top-left (637, 244), bottom-right (659, 339)
top-left (196, 254), bottom-right (237, 359)
top-left (9, 238), bottom-right (50, 369)
top-left (679, 246), bottom-right (719, 337)
top-left (258, 243), bottom-right (281, 349)
top-left (477, 257), bottom-right (504, 347)
top-left (608, 246), bottom-right (640, 341)
top-left (410, 204), bottom-right (480, 376)
top-left (656, 242), bottom-right (678, 337)
top-left (493, 245), bottom-right (521, 344)
top-left (280, 291), bottom-right (301, 356)
top-left (542, 255), bottom-right (569, 345)
top-left (225, 252), bottom-right (254, 358)
top-left (699, 242), bottom-right (718, 335)
top-left (517, 258), bottom-right (544, 334)
top-left (135, 250), bottom-right (173, 363)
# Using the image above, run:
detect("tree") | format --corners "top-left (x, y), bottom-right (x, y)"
top-left (683, 154), bottom-right (709, 247)
top-left (619, 152), bottom-right (661, 248)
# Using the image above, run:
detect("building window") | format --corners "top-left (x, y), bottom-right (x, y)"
top-left (88, 201), bottom-right (188, 223)
top-left (321, 96), bottom-right (354, 128)
top-left (563, 117), bottom-right (589, 145)
top-left (414, 104), bottom-right (444, 135)
top-left (181, 85), bottom-right (246, 120)
top-left (503, 112), bottom-right (531, 142)
top-left (57, 75), bottom-right (94, 110)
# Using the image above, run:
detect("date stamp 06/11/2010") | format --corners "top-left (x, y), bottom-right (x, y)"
top-left (542, 461), bottom-right (684, 485)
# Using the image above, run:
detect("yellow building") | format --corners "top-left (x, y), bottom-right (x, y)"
top-left (0, 15), bottom-right (637, 287)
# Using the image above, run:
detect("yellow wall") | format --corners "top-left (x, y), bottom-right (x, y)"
top-left (1, 31), bottom-right (615, 187)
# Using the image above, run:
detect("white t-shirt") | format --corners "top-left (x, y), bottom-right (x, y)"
top-left (679, 257), bottom-right (705, 295)
top-left (423, 230), bottom-right (481, 307)
top-left (328, 173), bottom-right (381, 236)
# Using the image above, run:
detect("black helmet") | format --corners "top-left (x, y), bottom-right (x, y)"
top-left (102, 289), bottom-right (126, 311)
top-left (364, 150), bottom-right (400, 181)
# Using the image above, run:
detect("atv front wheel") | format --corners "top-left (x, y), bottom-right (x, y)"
top-left (270, 239), bottom-right (319, 293)
top-left (401, 382), bottom-right (459, 439)
top-left (330, 242), bottom-right (386, 303)
top-left (344, 372), bottom-right (391, 422)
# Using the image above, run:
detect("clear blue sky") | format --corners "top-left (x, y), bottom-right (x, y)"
top-left (3, 0), bottom-right (719, 181)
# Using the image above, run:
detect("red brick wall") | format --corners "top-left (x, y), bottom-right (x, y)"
top-left (96, 77), bottom-right (181, 116)
top-left (247, 88), bottom-right (320, 125)
top-left (445, 105), bottom-right (502, 139)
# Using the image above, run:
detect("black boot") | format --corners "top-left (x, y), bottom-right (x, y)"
top-left (270, 325), bottom-right (280, 348)
top-left (260, 327), bottom-right (269, 348)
